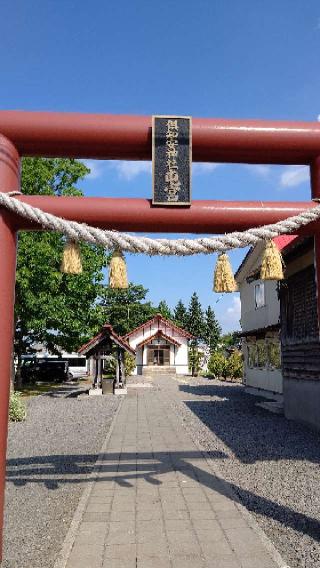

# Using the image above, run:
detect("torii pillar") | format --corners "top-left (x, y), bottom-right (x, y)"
top-left (0, 136), bottom-right (20, 559)
top-left (311, 157), bottom-right (320, 328)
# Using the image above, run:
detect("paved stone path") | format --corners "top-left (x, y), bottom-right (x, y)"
top-left (63, 380), bottom-right (282, 568)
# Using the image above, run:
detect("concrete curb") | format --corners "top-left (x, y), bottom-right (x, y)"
top-left (53, 396), bottom-right (124, 568)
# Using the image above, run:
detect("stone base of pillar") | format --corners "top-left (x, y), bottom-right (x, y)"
top-left (88, 388), bottom-right (103, 396)
top-left (114, 387), bottom-right (127, 395)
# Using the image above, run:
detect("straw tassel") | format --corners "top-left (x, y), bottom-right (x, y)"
top-left (260, 240), bottom-right (284, 280)
top-left (109, 250), bottom-right (128, 288)
top-left (61, 240), bottom-right (82, 274)
top-left (213, 253), bottom-right (238, 293)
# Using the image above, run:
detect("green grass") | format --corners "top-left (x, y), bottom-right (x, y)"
top-left (19, 382), bottom-right (64, 398)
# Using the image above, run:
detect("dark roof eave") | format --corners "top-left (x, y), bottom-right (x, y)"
top-left (236, 323), bottom-right (280, 337)
top-left (78, 324), bottom-right (135, 356)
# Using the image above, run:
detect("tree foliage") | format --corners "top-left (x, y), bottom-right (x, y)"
top-left (207, 350), bottom-right (243, 382)
top-left (100, 283), bottom-right (156, 336)
top-left (15, 158), bottom-right (107, 380)
top-left (219, 332), bottom-right (240, 350)
top-left (207, 351), bottom-right (227, 379)
top-left (188, 345), bottom-right (203, 377)
top-left (173, 300), bottom-right (188, 329)
top-left (157, 300), bottom-right (172, 320)
top-left (186, 292), bottom-right (204, 343)
top-left (203, 306), bottom-right (221, 352)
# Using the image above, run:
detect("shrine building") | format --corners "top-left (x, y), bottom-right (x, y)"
top-left (123, 314), bottom-right (194, 376)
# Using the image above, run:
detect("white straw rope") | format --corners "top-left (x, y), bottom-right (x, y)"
top-left (1, 192), bottom-right (319, 256)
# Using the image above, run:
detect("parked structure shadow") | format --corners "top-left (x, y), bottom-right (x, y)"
top-left (6, 446), bottom-right (320, 542)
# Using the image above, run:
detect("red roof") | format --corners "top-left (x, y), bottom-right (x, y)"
top-left (273, 235), bottom-right (298, 251)
top-left (123, 313), bottom-right (194, 340)
top-left (79, 324), bottom-right (135, 356)
top-left (136, 330), bottom-right (182, 349)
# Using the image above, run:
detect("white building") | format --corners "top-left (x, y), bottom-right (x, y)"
top-left (123, 314), bottom-right (193, 375)
top-left (235, 235), bottom-right (296, 396)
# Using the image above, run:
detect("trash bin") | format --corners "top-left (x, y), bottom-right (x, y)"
top-left (102, 377), bottom-right (114, 395)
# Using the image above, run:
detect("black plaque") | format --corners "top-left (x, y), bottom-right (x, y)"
top-left (152, 115), bottom-right (192, 206)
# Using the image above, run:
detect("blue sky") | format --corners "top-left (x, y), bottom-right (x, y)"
top-left (1, 1), bottom-right (320, 331)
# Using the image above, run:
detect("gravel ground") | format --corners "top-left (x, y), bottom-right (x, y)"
top-left (163, 375), bottom-right (320, 568)
top-left (3, 388), bottom-right (120, 568)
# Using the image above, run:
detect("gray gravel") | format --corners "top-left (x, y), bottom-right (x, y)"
top-left (3, 388), bottom-right (120, 568)
top-left (163, 375), bottom-right (320, 568)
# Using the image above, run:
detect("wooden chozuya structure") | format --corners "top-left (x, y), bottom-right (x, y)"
top-left (79, 324), bottom-right (135, 390)
top-left (2, 111), bottom-right (320, 560)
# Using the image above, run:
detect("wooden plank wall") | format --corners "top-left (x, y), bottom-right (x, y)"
top-left (280, 264), bottom-right (320, 380)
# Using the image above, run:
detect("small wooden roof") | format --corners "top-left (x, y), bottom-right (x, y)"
top-left (136, 330), bottom-right (181, 349)
top-left (79, 324), bottom-right (135, 357)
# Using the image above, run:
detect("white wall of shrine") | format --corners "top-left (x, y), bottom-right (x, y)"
top-left (126, 319), bottom-right (190, 375)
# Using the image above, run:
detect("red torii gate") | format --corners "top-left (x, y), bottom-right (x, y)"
top-left (1, 111), bottom-right (320, 558)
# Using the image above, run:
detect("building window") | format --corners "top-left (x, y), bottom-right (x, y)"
top-left (247, 344), bottom-right (257, 368)
top-left (254, 283), bottom-right (265, 309)
top-left (257, 340), bottom-right (268, 368)
top-left (246, 338), bottom-right (281, 370)
top-left (267, 341), bottom-right (281, 370)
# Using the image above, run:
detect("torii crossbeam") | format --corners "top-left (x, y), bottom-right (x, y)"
top-left (1, 110), bottom-right (320, 560)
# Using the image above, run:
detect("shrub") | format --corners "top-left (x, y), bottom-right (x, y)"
top-left (9, 391), bottom-right (27, 422)
top-left (124, 353), bottom-right (136, 376)
top-left (226, 350), bottom-right (243, 381)
top-left (188, 346), bottom-right (203, 377)
top-left (207, 351), bottom-right (227, 379)
top-left (102, 355), bottom-right (116, 377)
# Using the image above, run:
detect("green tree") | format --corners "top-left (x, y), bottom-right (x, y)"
top-left (15, 158), bottom-right (107, 385)
top-left (173, 300), bottom-right (188, 329)
top-left (100, 283), bottom-right (156, 336)
top-left (157, 300), bottom-right (172, 320)
top-left (226, 351), bottom-right (243, 381)
top-left (204, 306), bottom-right (221, 352)
top-left (220, 332), bottom-right (239, 350)
top-left (186, 292), bottom-right (205, 344)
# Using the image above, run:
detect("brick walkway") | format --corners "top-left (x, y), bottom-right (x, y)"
top-left (63, 380), bottom-right (282, 568)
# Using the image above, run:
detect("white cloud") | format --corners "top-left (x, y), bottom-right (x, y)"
top-left (219, 296), bottom-right (241, 332)
top-left (192, 163), bottom-right (220, 175)
top-left (243, 164), bottom-right (271, 177)
top-left (280, 165), bottom-right (310, 188)
top-left (317, 114), bottom-right (320, 122)
top-left (108, 161), bottom-right (151, 181)
top-left (81, 159), bottom-right (106, 180)
top-left (81, 159), bottom-right (220, 182)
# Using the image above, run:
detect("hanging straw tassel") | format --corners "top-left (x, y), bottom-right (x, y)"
top-left (109, 250), bottom-right (128, 288)
top-left (213, 253), bottom-right (238, 293)
top-left (61, 240), bottom-right (83, 274)
top-left (260, 240), bottom-right (284, 280)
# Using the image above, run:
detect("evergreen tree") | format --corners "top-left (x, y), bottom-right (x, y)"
top-left (100, 283), bottom-right (156, 336)
top-left (174, 300), bottom-right (188, 329)
top-left (157, 300), bottom-right (172, 320)
top-left (204, 305), bottom-right (221, 352)
top-left (187, 292), bottom-right (205, 344)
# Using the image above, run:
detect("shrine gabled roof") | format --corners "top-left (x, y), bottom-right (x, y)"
top-left (123, 313), bottom-right (194, 340)
top-left (136, 330), bottom-right (182, 349)
top-left (78, 324), bottom-right (135, 356)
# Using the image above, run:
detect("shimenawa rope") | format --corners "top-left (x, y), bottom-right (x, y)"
top-left (1, 192), bottom-right (319, 256)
